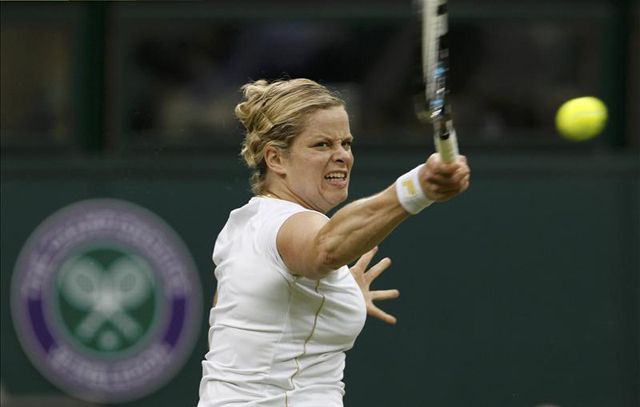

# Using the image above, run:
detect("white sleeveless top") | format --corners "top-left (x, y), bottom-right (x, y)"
top-left (198, 197), bottom-right (367, 407)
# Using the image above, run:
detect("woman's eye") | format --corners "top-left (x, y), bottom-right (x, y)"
top-left (315, 142), bottom-right (329, 148)
top-left (342, 141), bottom-right (352, 149)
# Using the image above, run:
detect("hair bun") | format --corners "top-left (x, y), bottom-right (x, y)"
top-left (242, 79), bottom-right (269, 101)
top-left (234, 80), bottom-right (271, 131)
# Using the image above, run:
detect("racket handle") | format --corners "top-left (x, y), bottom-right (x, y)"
top-left (434, 120), bottom-right (459, 163)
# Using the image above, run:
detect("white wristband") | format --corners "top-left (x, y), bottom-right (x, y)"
top-left (395, 164), bottom-right (433, 214)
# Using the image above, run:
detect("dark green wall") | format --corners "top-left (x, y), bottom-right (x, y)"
top-left (1, 152), bottom-right (638, 407)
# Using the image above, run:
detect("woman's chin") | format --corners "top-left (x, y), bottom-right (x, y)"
top-left (328, 189), bottom-right (349, 207)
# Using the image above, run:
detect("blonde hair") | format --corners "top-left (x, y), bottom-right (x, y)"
top-left (234, 78), bottom-right (345, 194)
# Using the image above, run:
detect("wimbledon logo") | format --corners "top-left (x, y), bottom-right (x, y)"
top-left (11, 199), bottom-right (202, 403)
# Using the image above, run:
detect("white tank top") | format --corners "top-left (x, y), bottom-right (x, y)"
top-left (198, 197), bottom-right (367, 407)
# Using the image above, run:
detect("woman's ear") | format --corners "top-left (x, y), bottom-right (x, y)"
top-left (264, 144), bottom-right (287, 175)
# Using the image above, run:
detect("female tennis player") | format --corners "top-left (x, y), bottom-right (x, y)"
top-left (197, 78), bottom-right (470, 406)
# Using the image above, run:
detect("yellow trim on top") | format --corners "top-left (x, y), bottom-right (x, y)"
top-left (288, 280), bottom-right (326, 389)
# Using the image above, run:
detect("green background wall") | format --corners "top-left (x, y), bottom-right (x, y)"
top-left (1, 152), bottom-right (638, 406)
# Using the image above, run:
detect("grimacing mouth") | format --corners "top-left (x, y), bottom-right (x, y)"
top-left (324, 171), bottom-right (348, 181)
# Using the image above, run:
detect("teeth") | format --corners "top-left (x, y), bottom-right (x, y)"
top-left (325, 172), bottom-right (346, 180)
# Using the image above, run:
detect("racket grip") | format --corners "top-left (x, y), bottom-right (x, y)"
top-left (434, 122), bottom-right (459, 163)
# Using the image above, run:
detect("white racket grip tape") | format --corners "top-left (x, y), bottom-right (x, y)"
top-left (435, 124), bottom-right (459, 163)
top-left (395, 164), bottom-right (434, 214)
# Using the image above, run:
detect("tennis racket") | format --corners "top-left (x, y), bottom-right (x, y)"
top-left (417, 0), bottom-right (459, 163)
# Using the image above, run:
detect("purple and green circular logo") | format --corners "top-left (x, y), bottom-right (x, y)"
top-left (11, 199), bottom-right (202, 403)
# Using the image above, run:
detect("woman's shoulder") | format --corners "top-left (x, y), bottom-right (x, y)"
top-left (224, 197), bottom-right (314, 227)
top-left (252, 196), bottom-right (317, 216)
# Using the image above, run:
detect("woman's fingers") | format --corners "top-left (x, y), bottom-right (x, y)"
top-left (370, 289), bottom-right (400, 301)
top-left (423, 163), bottom-right (471, 201)
top-left (427, 165), bottom-right (469, 186)
top-left (364, 257), bottom-right (392, 282)
top-left (352, 246), bottom-right (378, 273)
top-left (368, 290), bottom-right (399, 325)
top-left (367, 305), bottom-right (397, 325)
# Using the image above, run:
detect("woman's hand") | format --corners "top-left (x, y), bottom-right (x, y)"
top-left (420, 153), bottom-right (471, 202)
top-left (350, 246), bottom-right (399, 325)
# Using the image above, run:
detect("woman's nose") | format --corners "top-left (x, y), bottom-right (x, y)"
top-left (333, 146), bottom-right (351, 163)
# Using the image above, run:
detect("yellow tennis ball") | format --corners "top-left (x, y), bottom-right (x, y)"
top-left (555, 96), bottom-right (608, 141)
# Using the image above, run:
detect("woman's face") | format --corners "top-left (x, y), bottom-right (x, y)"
top-left (281, 106), bottom-right (354, 213)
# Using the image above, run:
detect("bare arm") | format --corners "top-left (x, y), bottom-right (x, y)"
top-left (278, 154), bottom-right (470, 280)
top-left (278, 185), bottom-right (408, 280)
top-left (315, 185), bottom-right (409, 267)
